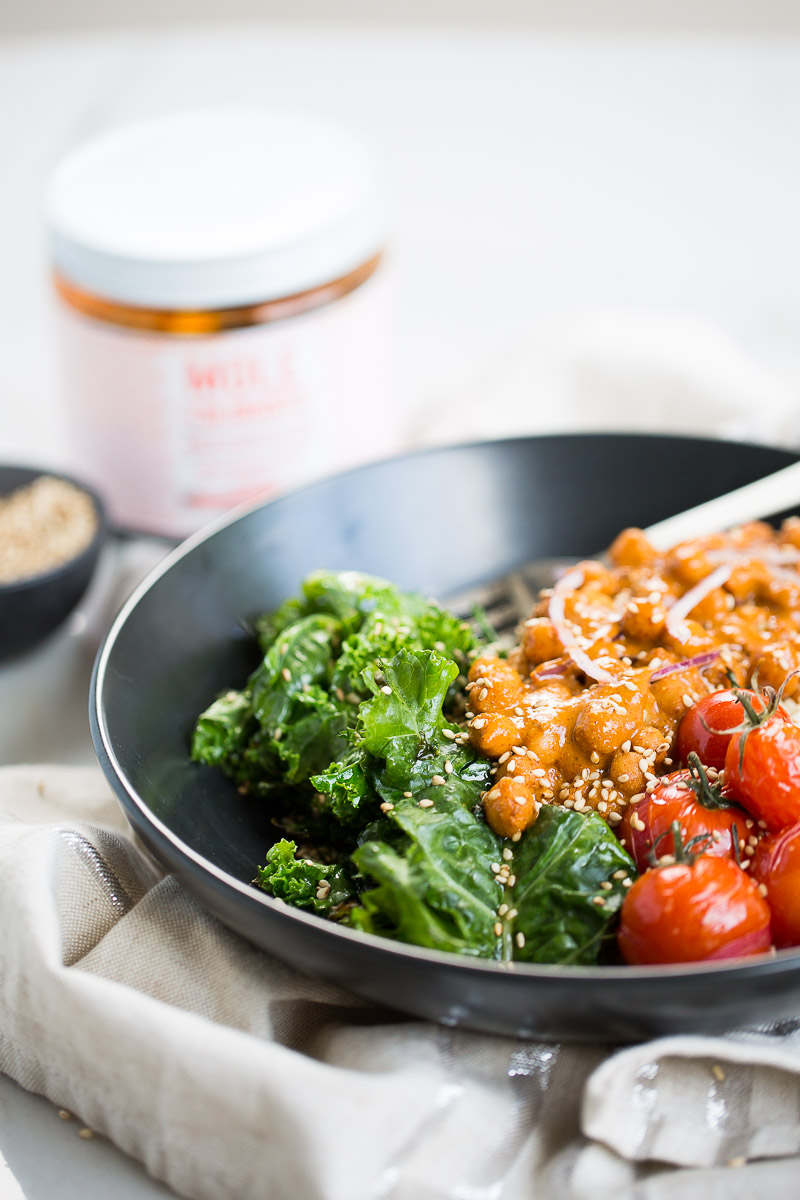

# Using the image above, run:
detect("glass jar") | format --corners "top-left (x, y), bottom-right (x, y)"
top-left (45, 109), bottom-right (397, 537)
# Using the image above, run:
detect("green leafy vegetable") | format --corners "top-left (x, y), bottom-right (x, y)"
top-left (192, 569), bottom-right (637, 967)
top-left (191, 689), bottom-right (254, 767)
top-left (503, 806), bottom-right (636, 965)
top-left (351, 797), bottom-right (502, 956)
top-left (256, 839), bottom-right (355, 914)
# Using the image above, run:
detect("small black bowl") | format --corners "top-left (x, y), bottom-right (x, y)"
top-left (0, 465), bottom-right (106, 661)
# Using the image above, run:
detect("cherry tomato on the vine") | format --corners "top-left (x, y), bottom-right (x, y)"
top-left (675, 688), bottom-right (772, 771)
top-left (617, 844), bottom-right (772, 965)
top-left (751, 824), bottom-right (800, 948)
top-left (619, 759), bottom-right (744, 874)
top-left (725, 714), bottom-right (800, 832)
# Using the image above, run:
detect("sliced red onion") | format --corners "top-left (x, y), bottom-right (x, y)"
top-left (649, 651), bottom-right (720, 683)
top-left (707, 545), bottom-right (800, 567)
top-left (534, 658), bottom-right (570, 678)
top-left (665, 564), bottom-right (733, 642)
top-left (548, 566), bottom-right (615, 684)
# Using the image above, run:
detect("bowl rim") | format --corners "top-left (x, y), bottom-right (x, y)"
top-left (0, 463), bottom-right (107, 593)
top-left (91, 432), bottom-right (800, 987)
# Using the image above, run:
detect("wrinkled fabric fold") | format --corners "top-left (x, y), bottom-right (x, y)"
top-left (2, 765), bottom-right (800, 1200)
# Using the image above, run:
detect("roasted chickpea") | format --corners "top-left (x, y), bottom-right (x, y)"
top-left (609, 527), bottom-right (657, 569)
top-left (468, 656), bottom-right (523, 711)
top-left (483, 777), bottom-right (537, 838)
top-left (521, 617), bottom-right (563, 665)
top-left (469, 712), bottom-right (520, 757)
top-left (621, 597), bottom-right (666, 642)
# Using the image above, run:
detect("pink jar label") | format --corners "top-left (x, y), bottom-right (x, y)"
top-left (56, 271), bottom-right (398, 537)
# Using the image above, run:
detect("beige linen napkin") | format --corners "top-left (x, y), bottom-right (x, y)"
top-left (3, 764), bottom-right (800, 1200)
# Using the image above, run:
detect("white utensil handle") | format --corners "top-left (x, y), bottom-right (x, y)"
top-left (644, 459), bottom-right (800, 552)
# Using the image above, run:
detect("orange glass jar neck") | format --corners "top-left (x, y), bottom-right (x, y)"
top-left (54, 252), bottom-right (381, 334)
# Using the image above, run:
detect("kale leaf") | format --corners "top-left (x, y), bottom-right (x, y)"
top-left (503, 806), bottom-right (636, 965)
top-left (256, 839), bottom-right (355, 914)
top-left (350, 797), bottom-right (503, 957)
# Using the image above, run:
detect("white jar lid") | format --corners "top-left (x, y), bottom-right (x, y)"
top-left (44, 108), bottom-right (384, 310)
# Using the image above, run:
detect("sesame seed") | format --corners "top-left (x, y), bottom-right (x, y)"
top-left (612, 869), bottom-right (626, 879)
top-left (58, 1110), bottom-right (71, 1120)
top-left (511, 831), bottom-right (522, 842)
top-left (472, 718), bottom-right (487, 729)
top-left (682, 693), bottom-right (694, 708)
top-left (403, 791), bottom-right (413, 798)
top-left (281, 667), bottom-right (292, 682)
top-left (381, 685), bottom-right (393, 695)
top-left (502, 847), bottom-right (513, 861)
top-left (498, 751), bottom-right (511, 764)
top-left (507, 908), bottom-right (518, 920)
top-left (758, 883), bottom-right (768, 897)
top-left (516, 932), bottom-right (526, 949)
top-left (431, 775), bottom-right (446, 786)
top-left (622, 740), bottom-right (632, 752)
top-left (728, 1157), bottom-right (746, 1169)
top-left (442, 729), bottom-right (457, 740)
top-left (590, 751), bottom-right (600, 764)
top-left (617, 773), bottom-right (630, 783)
top-left (711, 1064), bottom-right (726, 1082)
top-left (592, 896), bottom-right (606, 907)
top-left (77, 1128), bottom-right (94, 1139)
top-left (494, 922), bottom-right (503, 937)
top-left (418, 798), bottom-right (434, 808)
top-left (507, 874), bottom-right (517, 887)
top-left (379, 802), bottom-right (394, 813)
top-left (491, 862), bottom-right (501, 873)
top-left (512, 745), bottom-right (526, 755)
top-left (622, 877), bottom-right (632, 887)
top-left (479, 688), bottom-right (488, 701)
top-left (630, 814), bottom-right (646, 832)
top-left (600, 880), bottom-right (613, 890)
top-left (444, 761), bottom-right (454, 774)
top-left (498, 903), bottom-right (509, 915)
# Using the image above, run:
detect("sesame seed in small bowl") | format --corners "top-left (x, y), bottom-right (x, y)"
top-left (0, 466), bottom-right (106, 660)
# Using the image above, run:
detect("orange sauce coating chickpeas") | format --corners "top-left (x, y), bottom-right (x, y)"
top-left (473, 520), bottom-right (800, 839)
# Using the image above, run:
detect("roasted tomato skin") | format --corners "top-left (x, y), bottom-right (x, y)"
top-left (617, 855), bottom-right (772, 965)
top-left (619, 769), bottom-right (743, 874)
top-left (725, 717), bottom-right (800, 832)
top-left (675, 689), bottom-right (770, 771)
top-left (751, 824), bottom-right (800, 948)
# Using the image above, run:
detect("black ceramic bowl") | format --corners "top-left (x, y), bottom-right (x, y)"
top-left (0, 465), bottom-right (105, 660)
top-left (91, 434), bottom-right (800, 1042)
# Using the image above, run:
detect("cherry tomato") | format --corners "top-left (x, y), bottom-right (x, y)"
top-left (675, 688), bottom-right (770, 771)
top-left (751, 824), bottom-right (800, 947)
top-left (618, 852), bottom-right (772, 965)
top-left (725, 715), bottom-right (800, 832)
top-left (619, 761), bottom-right (744, 874)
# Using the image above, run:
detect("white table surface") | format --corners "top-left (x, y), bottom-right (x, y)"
top-left (4, 21), bottom-right (800, 1198)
